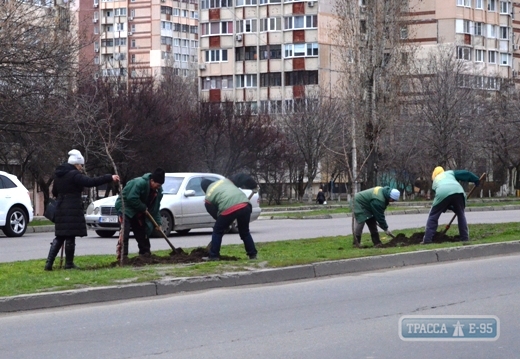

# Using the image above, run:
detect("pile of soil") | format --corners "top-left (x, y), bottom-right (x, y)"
top-left (378, 231), bottom-right (462, 248)
top-left (111, 247), bottom-right (239, 267)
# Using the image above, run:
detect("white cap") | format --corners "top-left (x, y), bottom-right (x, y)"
top-left (68, 149), bottom-right (85, 165)
top-left (390, 189), bottom-right (400, 201)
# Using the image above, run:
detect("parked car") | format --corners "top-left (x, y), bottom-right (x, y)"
top-left (85, 172), bottom-right (261, 238)
top-left (0, 171), bottom-right (34, 237)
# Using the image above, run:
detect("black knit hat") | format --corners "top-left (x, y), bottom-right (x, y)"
top-left (230, 173), bottom-right (257, 190)
top-left (201, 179), bottom-right (215, 193)
top-left (151, 168), bottom-right (165, 184)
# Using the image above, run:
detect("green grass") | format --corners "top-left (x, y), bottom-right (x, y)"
top-left (264, 200), bottom-right (520, 218)
top-left (1, 222), bottom-right (519, 298)
top-left (28, 219), bottom-right (54, 226)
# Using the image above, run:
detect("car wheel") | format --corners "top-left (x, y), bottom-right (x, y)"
top-left (175, 229), bottom-right (191, 235)
top-left (96, 230), bottom-right (117, 238)
top-left (3, 206), bottom-right (28, 237)
top-left (160, 210), bottom-right (173, 235)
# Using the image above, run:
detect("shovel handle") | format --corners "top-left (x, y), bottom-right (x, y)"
top-left (442, 173), bottom-right (486, 234)
top-left (145, 210), bottom-right (176, 251)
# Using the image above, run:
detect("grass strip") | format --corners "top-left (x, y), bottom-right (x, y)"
top-left (2, 222), bottom-right (519, 298)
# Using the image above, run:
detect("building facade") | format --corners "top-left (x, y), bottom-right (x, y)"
top-left (78, 0), bottom-right (200, 81)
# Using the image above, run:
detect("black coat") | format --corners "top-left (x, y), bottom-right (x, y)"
top-left (52, 163), bottom-right (113, 237)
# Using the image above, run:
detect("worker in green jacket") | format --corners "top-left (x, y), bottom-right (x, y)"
top-left (353, 186), bottom-right (400, 247)
top-left (115, 168), bottom-right (164, 259)
top-left (201, 178), bottom-right (257, 261)
top-left (421, 166), bottom-right (480, 244)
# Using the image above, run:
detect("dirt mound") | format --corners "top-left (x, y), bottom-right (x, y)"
top-left (111, 247), bottom-right (239, 267)
top-left (379, 231), bottom-right (462, 248)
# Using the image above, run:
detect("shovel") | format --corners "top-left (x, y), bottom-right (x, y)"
top-left (145, 210), bottom-right (176, 252)
top-left (441, 173), bottom-right (486, 235)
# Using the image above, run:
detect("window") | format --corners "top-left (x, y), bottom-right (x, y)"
top-left (499, 26), bottom-right (508, 39)
top-left (236, 0), bottom-right (257, 6)
top-left (181, 39), bottom-right (189, 47)
top-left (475, 0), bottom-right (483, 9)
top-left (201, 0), bottom-right (233, 9)
top-left (284, 15), bottom-right (318, 30)
top-left (131, 39), bottom-right (136, 48)
top-left (260, 17), bottom-right (282, 32)
top-left (463, 20), bottom-right (471, 34)
top-left (204, 49), bottom-right (228, 62)
top-left (457, 46), bottom-right (471, 60)
top-left (284, 70), bottom-right (318, 85)
top-left (488, 0), bottom-right (496, 11)
top-left (191, 40), bottom-right (199, 48)
top-left (457, 0), bottom-right (471, 6)
top-left (500, 1), bottom-right (508, 13)
top-left (260, 72), bottom-right (282, 87)
top-left (161, 21), bottom-right (172, 30)
top-left (259, 45), bottom-right (282, 59)
top-left (235, 19), bottom-right (257, 33)
top-left (284, 43), bottom-right (318, 57)
top-left (474, 22), bottom-right (482, 36)
top-left (475, 49), bottom-right (485, 62)
top-left (499, 52), bottom-right (509, 65)
top-left (114, 8), bottom-right (126, 16)
top-left (236, 46), bottom-right (257, 61)
top-left (173, 8), bottom-right (180, 16)
top-left (174, 38), bottom-right (180, 46)
top-left (488, 24), bottom-right (497, 38)
top-left (400, 26), bottom-right (408, 39)
top-left (201, 21), bottom-right (233, 35)
top-left (116, 23), bottom-right (125, 31)
top-left (236, 74), bottom-right (257, 88)
top-left (160, 7), bottom-right (172, 15)
top-left (488, 50), bottom-right (497, 63)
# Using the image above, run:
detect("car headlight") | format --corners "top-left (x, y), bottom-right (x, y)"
top-left (86, 203), bottom-right (100, 215)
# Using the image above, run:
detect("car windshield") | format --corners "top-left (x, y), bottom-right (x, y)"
top-left (163, 176), bottom-right (184, 194)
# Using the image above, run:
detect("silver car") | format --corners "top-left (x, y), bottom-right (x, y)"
top-left (85, 172), bottom-right (261, 237)
top-left (0, 171), bottom-right (34, 237)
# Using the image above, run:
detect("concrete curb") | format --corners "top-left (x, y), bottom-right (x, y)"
top-left (2, 241), bottom-right (519, 313)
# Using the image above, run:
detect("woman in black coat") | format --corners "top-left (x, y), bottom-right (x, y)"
top-left (44, 149), bottom-right (120, 271)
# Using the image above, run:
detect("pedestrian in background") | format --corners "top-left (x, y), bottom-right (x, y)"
top-left (421, 166), bottom-right (480, 244)
top-left (353, 186), bottom-right (400, 247)
top-left (45, 149), bottom-right (119, 271)
top-left (115, 168), bottom-right (164, 260)
top-left (316, 188), bottom-right (326, 205)
top-left (201, 178), bottom-right (258, 261)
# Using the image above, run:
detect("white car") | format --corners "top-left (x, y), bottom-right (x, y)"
top-left (85, 172), bottom-right (261, 237)
top-left (0, 171), bottom-right (34, 237)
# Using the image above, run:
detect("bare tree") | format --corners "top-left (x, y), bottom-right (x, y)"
top-left (483, 81), bottom-right (520, 194)
top-left (332, 0), bottom-right (417, 192)
top-left (407, 45), bottom-right (484, 174)
top-left (280, 92), bottom-right (343, 201)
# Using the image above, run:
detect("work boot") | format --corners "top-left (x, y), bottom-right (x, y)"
top-left (44, 238), bottom-right (62, 271)
top-left (64, 241), bottom-right (79, 270)
top-left (353, 235), bottom-right (362, 248)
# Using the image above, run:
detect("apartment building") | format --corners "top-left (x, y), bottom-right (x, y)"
top-left (197, 0), bottom-right (520, 112)
top-left (198, 0), bottom-right (342, 113)
top-left (79, 0), bottom-right (200, 81)
top-left (407, 0), bottom-right (519, 88)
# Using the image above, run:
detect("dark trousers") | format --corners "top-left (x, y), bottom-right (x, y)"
top-left (210, 205), bottom-right (257, 258)
top-left (121, 214), bottom-right (150, 255)
top-left (424, 193), bottom-right (468, 241)
top-left (353, 216), bottom-right (381, 245)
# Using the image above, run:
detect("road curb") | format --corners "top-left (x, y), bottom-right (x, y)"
top-left (1, 241), bottom-right (519, 313)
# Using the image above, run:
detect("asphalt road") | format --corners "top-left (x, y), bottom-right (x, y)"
top-left (1, 209), bottom-right (519, 263)
top-left (1, 254), bottom-right (518, 359)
